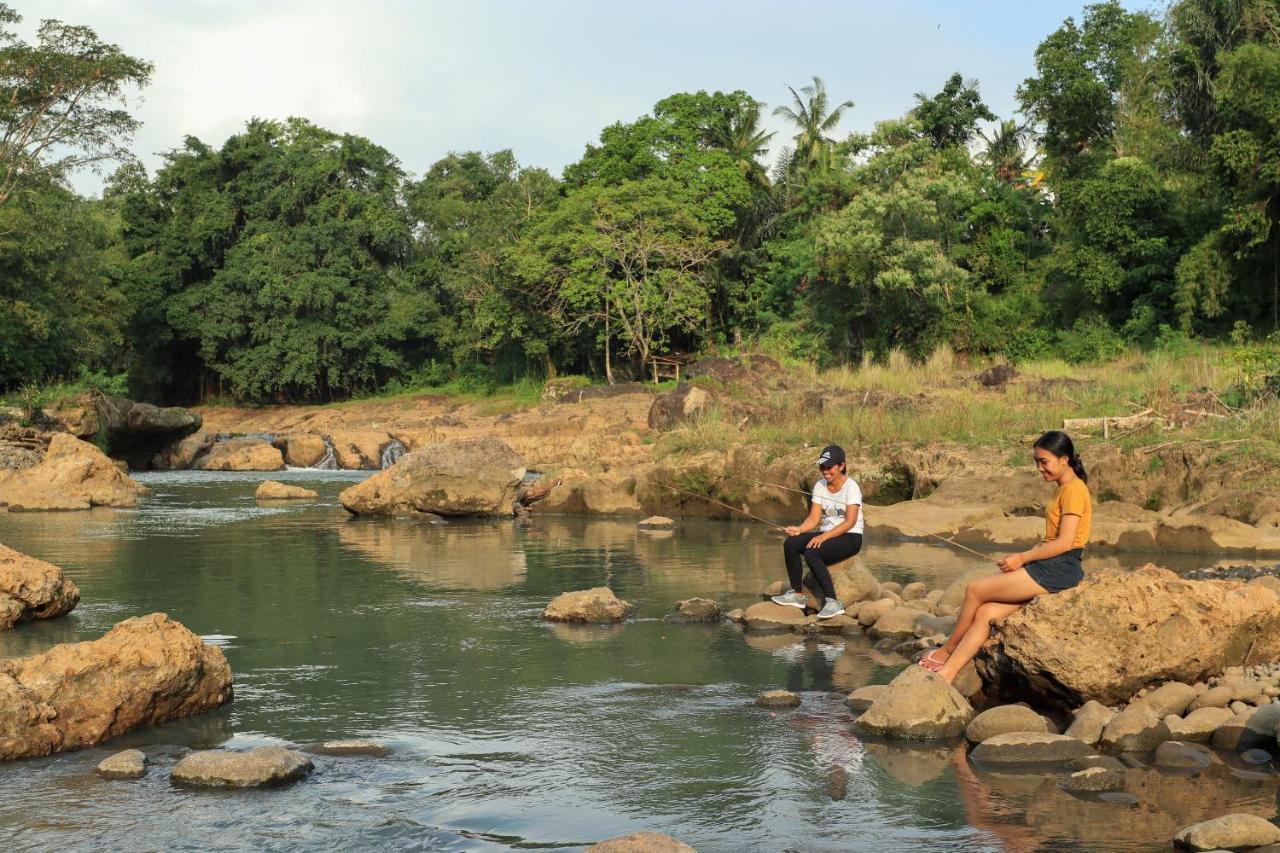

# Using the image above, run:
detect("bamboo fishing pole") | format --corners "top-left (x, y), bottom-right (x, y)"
top-left (743, 476), bottom-right (997, 562)
top-left (654, 481), bottom-right (786, 531)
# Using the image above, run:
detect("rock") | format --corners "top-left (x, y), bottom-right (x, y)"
top-left (763, 580), bottom-right (788, 598)
top-left (0, 433), bottom-right (147, 510)
top-left (1099, 701), bottom-right (1172, 752)
top-left (869, 606), bottom-right (928, 639)
top-left (846, 685), bottom-right (887, 712)
top-left (1173, 814), bottom-right (1280, 851)
top-left (1065, 700), bottom-right (1116, 745)
top-left (938, 568), bottom-right (999, 610)
top-left (901, 582), bottom-right (928, 601)
top-left (912, 614), bottom-right (957, 638)
top-left (726, 608), bottom-right (745, 624)
top-left (743, 601), bottom-right (807, 631)
top-left (301, 739), bottom-right (390, 757)
top-left (329, 430), bottom-right (390, 470)
top-left (637, 516), bottom-right (675, 530)
top-left (194, 439), bottom-right (285, 472)
top-left (852, 666), bottom-right (974, 739)
top-left (830, 564), bottom-right (881, 605)
top-left (1145, 682), bottom-right (1199, 718)
top-left (254, 480), bottom-right (318, 500)
top-left (1168, 707), bottom-right (1236, 743)
top-left (1153, 741), bottom-right (1213, 771)
top-left (1212, 704), bottom-right (1280, 751)
top-left (542, 588), bottom-right (634, 624)
top-left (880, 581), bottom-right (903, 595)
top-left (977, 565), bottom-right (1280, 709)
top-left (0, 544), bottom-right (79, 629)
top-left (1231, 700), bottom-right (1252, 715)
top-left (1066, 754), bottom-right (1127, 772)
top-left (49, 395), bottom-right (201, 461)
top-left (647, 385), bottom-right (713, 431)
top-left (667, 598), bottom-right (720, 623)
top-left (965, 704), bottom-right (1054, 744)
top-left (340, 437), bottom-right (524, 517)
top-left (969, 732), bottom-right (1093, 765)
top-left (1064, 766), bottom-right (1125, 793)
top-left (171, 747), bottom-right (312, 788)
top-left (278, 435), bottom-right (329, 468)
top-left (96, 749), bottom-right (148, 779)
top-left (1242, 748), bottom-right (1273, 764)
top-left (757, 689), bottom-right (801, 708)
top-left (976, 363), bottom-right (1017, 387)
top-left (151, 433), bottom-right (213, 470)
top-left (0, 613), bottom-right (232, 760)
top-left (1190, 686), bottom-right (1235, 711)
top-left (586, 832), bottom-right (696, 853)
top-left (857, 597), bottom-right (898, 627)
top-left (952, 661), bottom-right (984, 700)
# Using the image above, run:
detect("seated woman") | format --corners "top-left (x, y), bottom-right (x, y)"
top-left (770, 445), bottom-right (865, 620)
top-left (921, 430), bottom-right (1091, 683)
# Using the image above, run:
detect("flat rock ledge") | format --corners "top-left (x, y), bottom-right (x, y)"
top-left (1064, 766), bottom-right (1125, 793)
top-left (0, 543), bottom-right (79, 630)
top-left (1173, 814), bottom-right (1280, 851)
top-left (171, 747), bottom-right (312, 788)
top-left (0, 613), bottom-right (233, 761)
top-left (96, 749), bottom-right (148, 779)
top-left (586, 832), bottom-right (696, 852)
top-left (254, 480), bottom-right (318, 500)
top-left (301, 739), bottom-right (390, 757)
top-left (969, 733), bottom-right (1092, 765)
top-left (543, 588), bottom-right (634, 624)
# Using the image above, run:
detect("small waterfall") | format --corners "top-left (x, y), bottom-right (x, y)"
top-left (212, 431), bottom-right (276, 443)
top-left (311, 436), bottom-right (338, 470)
top-left (380, 439), bottom-right (407, 469)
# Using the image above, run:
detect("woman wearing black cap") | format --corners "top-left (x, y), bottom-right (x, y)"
top-left (771, 445), bottom-right (864, 619)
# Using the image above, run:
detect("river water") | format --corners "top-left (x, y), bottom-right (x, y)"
top-left (0, 471), bottom-right (1276, 852)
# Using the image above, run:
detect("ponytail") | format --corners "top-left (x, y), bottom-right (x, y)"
top-left (1033, 430), bottom-right (1088, 484)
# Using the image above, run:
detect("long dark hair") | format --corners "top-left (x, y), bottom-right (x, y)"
top-left (1033, 430), bottom-right (1087, 484)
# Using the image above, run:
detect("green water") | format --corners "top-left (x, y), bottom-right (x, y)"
top-left (0, 471), bottom-right (1276, 852)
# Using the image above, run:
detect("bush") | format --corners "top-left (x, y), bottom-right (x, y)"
top-left (1226, 333), bottom-right (1280, 401)
top-left (1055, 317), bottom-right (1127, 364)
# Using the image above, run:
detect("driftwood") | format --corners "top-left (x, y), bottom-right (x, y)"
top-left (1063, 409), bottom-right (1163, 437)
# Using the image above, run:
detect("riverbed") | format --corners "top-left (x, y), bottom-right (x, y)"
top-left (0, 471), bottom-right (1275, 852)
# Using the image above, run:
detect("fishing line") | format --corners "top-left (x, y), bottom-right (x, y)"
top-left (653, 481), bottom-right (786, 531)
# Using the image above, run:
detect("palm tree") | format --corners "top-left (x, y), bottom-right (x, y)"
top-left (772, 76), bottom-right (854, 172)
top-left (979, 119), bottom-right (1031, 182)
top-left (719, 100), bottom-right (775, 190)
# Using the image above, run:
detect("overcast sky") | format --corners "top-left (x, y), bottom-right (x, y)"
top-left (27, 1), bottom-right (1157, 194)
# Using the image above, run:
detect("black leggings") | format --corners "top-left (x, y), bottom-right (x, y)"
top-left (783, 532), bottom-right (864, 600)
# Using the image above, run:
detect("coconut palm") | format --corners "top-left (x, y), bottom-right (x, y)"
top-left (710, 99), bottom-right (774, 190)
top-left (979, 119), bottom-right (1032, 182)
top-left (773, 76), bottom-right (854, 172)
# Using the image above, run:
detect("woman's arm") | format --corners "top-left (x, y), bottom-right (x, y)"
top-left (785, 501), bottom-right (824, 536)
top-left (805, 504), bottom-right (860, 548)
top-left (998, 514), bottom-right (1080, 572)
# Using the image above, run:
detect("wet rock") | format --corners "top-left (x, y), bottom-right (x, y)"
top-left (1153, 741), bottom-right (1212, 771)
top-left (666, 598), bottom-right (720, 624)
top-left (1099, 701), bottom-right (1172, 753)
top-left (194, 439), bottom-right (284, 472)
top-left (171, 747), bottom-right (312, 788)
top-left (0, 433), bottom-right (147, 510)
top-left (96, 749), bottom-right (148, 779)
top-left (977, 565), bottom-right (1280, 710)
top-left (1065, 766), bottom-right (1125, 793)
top-left (725, 608), bottom-right (745, 624)
top-left (970, 733), bottom-right (1092, 765)
top-left (0, 613), bottom-right (233, 760)
top-left (1212, 705), bottom-right (1280, 751)
top-left (846, 685), bottom-right (887, 712)
top-left (965, 704), bottom-right (1054, 744)
top-left (1065, 700), bottom-right (1116, 745)
top-left (1066, 754), bottom-right (1126, 772)
top-left (743, 601), bottom-right (807, 631)
top-left (0, 543), bottom-right (79, 629)
top-left (637, 516), bottom-right (675, 531)
top-left (329, 430), bottom-right (391, 470)
top-left (254, 480), bottom-right (318, 500)
top-left (1145, 682), bottom-right (1199, 718)
top-left (1169, 707), bottom-right (1236, 743)
top-left (151, 433), bottom-right (212, 470)
top-left (586, 832), bottom-right (696, 853)
top-left (869, 606), bottom-right (927, 639)
top-left (301, 739), bottom-right (390, 758)
top-left (1242, 748), bottom-right (1273, 765)
top-left (340, 437), bottom-right (525, 517)
top-left (901, 582), bottom-right (928, 601)
top-left (852, 666), bottom-right (974, 740)
top-left (1173, 814), bottom-right (1280, 851)
top-left (756, 689), bottom-right (801, 708)
top-left (647, 385), bottom-right (712, 431)
top-left (542, 588), bottom-right (634, 624)
top-left (276, 434), bottom-right (329, 468)
top-left (856, 597), bottom-right (897, 627)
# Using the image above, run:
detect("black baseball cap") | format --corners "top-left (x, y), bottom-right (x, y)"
top-left (816, 445), bottom-right (846, 469)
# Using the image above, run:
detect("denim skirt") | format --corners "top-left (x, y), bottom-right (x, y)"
top-left (1025, 548), bottom-right (1085, 593)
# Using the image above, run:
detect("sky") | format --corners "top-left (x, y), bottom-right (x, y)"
top-left (25, 0), bottom-right (1159, 195)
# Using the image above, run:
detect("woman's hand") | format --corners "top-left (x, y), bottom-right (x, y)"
top-left (784, 525), bottom-right (802, 536)
top-left (806, 535), bottom-right (828, 549)
top-left (997, 553), bottom-right (1026, 573)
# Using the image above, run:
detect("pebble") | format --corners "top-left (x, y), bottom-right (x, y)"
top-left (1242, 748), bottom-right (1273, 765)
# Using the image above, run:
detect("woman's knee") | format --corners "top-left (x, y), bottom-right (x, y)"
top-left (784, 534), bottom-right (807, 553)
top-left (972, 602), bottom-right (1004, 625)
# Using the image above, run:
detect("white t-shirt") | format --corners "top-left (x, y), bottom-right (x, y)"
top-left (813, 478), bottom-right (864, 534)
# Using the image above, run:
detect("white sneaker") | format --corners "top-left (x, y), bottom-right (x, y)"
top-left (816, 599), bottom-right (846, 619)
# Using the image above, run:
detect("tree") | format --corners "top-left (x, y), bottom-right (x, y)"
top-left (773, 76), bottom-right (854, 171)
top-left (0, 4), bottom-right (152, 205)
top-left (979, 119), bottom-right (1032, 182)
top-left (706, 97), bottom-right (774, 190)
top-left (912, 73), bottom-right (995, 149)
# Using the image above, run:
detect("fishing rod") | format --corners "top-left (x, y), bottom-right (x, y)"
top-left (654, 481), bottom-right (786, 531)
top-left (743, 476), bottom-right (996, 562)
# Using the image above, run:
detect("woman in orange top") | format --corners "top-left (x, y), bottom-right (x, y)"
top-left (921, 430), bottom-right (1091, 684)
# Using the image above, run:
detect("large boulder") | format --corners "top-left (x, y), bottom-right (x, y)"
top-left (48, 394), bottom-right (201, 462)
top-left (830, 563), bottom-right (881, 605)
top-left (330, 430), bottom-right (390, 470)
top-left (0, 544), bottom-right (79, 629)
top-left (1099, 701), bottom-right (1172, 752)
top-left (647, 384), bottom-right (712, 431)
top-left (976, 565), bottom-right (1280, 710)
top-left (965, 704), bottom-right (1054, 744)
top-left (852, 666), bottom-right (974, 739)
top-left (276, 435), bottom-right (329, 468)
top-left (1173, 814), bottom-right (1280, 851)
top-left (743, 601), bottom-right (808, 632)
top-left (0, 433), bottom-right (147, 510)
top-left (542, 588), bottom-right (634, 624)
top-left (340, 437), bottom-right (525, 517)
top-left (0, 613), bottom-right (232, 760)
top-left (171, 747), bottom-right (312, 788)
top-left (194, 439), bottom-right (285, 472)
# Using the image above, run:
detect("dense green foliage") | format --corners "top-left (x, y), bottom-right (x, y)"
top-left (4, 1), bottom-right (1280, 402)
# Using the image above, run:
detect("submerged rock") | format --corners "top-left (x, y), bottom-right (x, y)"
top-left (340, 437), bottom-right (525, 517)
top-left (586, 832), bottom-right (696, 853)
top-left (852, 666), bottom-right (974, 740)
top-left (254, 480), bottom-right (318, 501)
top-left (96, 749), bottom-right (148, 779)
top-left (977, 565), bottom-right (1280, 709)
top-left (0, 433), bottom-right (147, 510)
top-left (1064, 766), bottom-right (1125, 793)
top-left (637, 516), bottom-right (675, 531)
top-left (171, 747), bottom-right (312, 788)
top-left (542, 588), bottom-right (634, 624)
top-left (756, 689), bottom-right (801, 708)
top-left (1173, 814), bottom-right (1280, 851)
top-left (0, 544), bottom-right (79, 629)
top-left (301, 739), bottom-right (390, 758)
top-left (969, 733), bottom-right (1092, 765)
top-left (1153, 741), bottom-right (1212, 771)
top-left (0, 613), bottom-right (232, 760)
top-left (666, 598), bottom-right (720, 623)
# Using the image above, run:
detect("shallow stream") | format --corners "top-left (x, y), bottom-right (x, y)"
top-left (0, 471), bottom-right (1276, 852)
